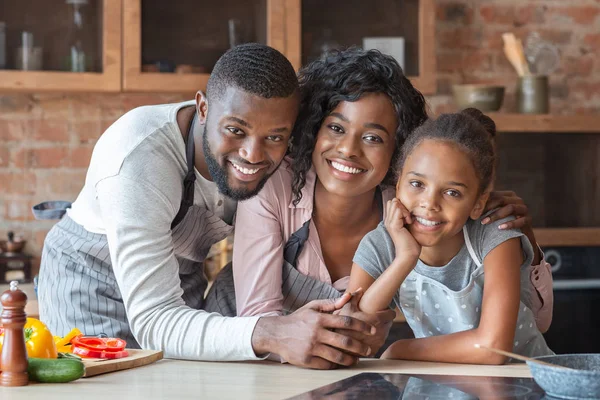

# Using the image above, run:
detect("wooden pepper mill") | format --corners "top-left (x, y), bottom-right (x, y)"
top-left (0, 280), bottom-right (29, 386)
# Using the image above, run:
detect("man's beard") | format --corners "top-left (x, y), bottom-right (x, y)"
top-left (202, 126), bottom-right (273, 201)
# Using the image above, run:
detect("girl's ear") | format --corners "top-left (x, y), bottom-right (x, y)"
top-left (470, 191), bottom-right (490, 220)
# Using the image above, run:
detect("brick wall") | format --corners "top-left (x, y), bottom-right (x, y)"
top-left (1, 0), bottom-right (599, 261)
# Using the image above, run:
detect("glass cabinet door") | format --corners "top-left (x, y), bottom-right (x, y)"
top-left (0, 0), bottom-right (121, 91)
top-left (284, 0), bottom-right (436, 94)
top-left (123, 0), bottom-right (279, 92)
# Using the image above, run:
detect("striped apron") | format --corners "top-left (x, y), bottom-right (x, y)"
top-left (205, 219), bottom-right (343, 317)
top-left (37, 115), bottom-right (233, 347)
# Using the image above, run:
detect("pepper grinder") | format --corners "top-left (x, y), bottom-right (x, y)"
top-left (0, 281), bottom-right (29, 386)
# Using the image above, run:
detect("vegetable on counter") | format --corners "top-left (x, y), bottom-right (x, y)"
top-left (27, 357), bottom-right (85, 383)
top-left (0, 317), bottom-right (58, 359)
top-left (71, 336), bottom-right (129, 359)
top-left (54, 327), bottom-right (83, 353)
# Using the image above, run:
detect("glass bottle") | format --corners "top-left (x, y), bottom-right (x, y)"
top-left (66, 0), bottom-right (89, 72)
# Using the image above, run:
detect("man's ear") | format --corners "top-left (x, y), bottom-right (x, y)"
top-left (470, 191), bottom-right (490, 220)
top-left (195, 91), bottom-right (208, 124)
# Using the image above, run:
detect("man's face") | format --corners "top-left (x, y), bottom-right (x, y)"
top-left (200, 87), bottom-right (299, 201)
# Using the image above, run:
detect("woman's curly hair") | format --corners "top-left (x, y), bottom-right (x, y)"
top-left (290, 47), bottom-right (428, 206)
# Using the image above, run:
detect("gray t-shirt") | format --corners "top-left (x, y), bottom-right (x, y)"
top-left (352, 215), bottom-right (554, 357)
top-left (354, 215), bottom-right (534, 308)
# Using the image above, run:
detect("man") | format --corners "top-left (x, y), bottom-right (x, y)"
top-left (37, 44), bottom-right (388, 369)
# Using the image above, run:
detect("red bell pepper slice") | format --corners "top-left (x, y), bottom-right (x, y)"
top-left (71, 335), bottom-right (128, 359)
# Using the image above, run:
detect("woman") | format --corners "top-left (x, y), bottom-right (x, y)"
top-left (210, 49), bottom-right (552, 355)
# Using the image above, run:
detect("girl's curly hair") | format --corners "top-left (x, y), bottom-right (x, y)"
top-left (290, 47), bottom-right (428, 206)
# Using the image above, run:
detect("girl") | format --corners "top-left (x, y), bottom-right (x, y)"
top-left (348, 108), bottom-right (553, 364)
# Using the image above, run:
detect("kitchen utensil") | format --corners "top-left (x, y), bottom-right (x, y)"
top-left (502, 33), bottom-right (530, 77)
top-left (528, 354), bottom-right (600, 399)
top-left (32, 200), bottom-right (72, 220)
top-left (524, 32), bottom-right (559, 75)
top-left (82, 349), bottom-right (163, 377)
top-left (517, 75), bottom-right (549, 114)
top-left (0, 232), bottom-right (26, 254)
top-left (474, 344), bottom-right (573, 370)
top-left (451, 84), bottom-right (505, 111)
top-left (16, 31), bottom-right (42, 71)
top-left (475, 344), bottom-right (600, 399)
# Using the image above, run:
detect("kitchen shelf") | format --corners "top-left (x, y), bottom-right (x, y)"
top-left (123, 0), bottom-right (279, 92)
top-left (0, 0), bottom-right (121, 92)
top-left (534, 228), bottom-right (600, 247)
top-left (489, 113), bottom-right (600, 133)
top-left (285, 0), bottom-right (436, 94)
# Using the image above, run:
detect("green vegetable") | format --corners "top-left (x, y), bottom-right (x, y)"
top-left (27, 357), bottom-right (85, 383)
top-left (58, 352), bottom-right (82, 360)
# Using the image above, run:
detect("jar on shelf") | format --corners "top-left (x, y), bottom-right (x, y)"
top-left (65, 0), bottom-right (90, 72)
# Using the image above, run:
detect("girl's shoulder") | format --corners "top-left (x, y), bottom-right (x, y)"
top-left (464, 213), bottom-right (531, 264)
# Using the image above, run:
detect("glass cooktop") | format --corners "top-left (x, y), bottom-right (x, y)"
top-left (288, 372), bottom-right (547, 400)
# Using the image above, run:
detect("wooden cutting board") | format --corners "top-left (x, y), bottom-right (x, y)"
top-left (82, 349), bottom-right (163, 377)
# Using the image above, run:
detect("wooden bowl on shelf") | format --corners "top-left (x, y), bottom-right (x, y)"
top-left (452, 84), bottom-right (505, 112)
top-left (0, 239), bottom-right (26, 254)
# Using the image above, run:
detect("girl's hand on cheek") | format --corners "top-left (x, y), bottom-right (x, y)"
top-left (385, 199), bottom-right (421, 260)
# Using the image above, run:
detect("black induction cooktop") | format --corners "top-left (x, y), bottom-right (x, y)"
top-left (288, 372), bottom-right (547, 400)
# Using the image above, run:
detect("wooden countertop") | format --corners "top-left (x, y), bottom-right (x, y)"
top-left (1, 358), bottom-right (532, 399)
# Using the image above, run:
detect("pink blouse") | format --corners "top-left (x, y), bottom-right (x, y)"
top-left (232, 158), bottom-right (395, 317)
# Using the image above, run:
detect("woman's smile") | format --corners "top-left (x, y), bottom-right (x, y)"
top-left (312, 93), bottom-right (397, 198)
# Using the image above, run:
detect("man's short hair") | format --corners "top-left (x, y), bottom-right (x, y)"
top-left (206, 43), bottom-right (298, 101)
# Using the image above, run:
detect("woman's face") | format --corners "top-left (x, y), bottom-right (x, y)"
top-left (312, 92), bottom-right (397, 199)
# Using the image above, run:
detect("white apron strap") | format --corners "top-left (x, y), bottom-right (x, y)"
top-left (463, 226), bottom-right (482, 267)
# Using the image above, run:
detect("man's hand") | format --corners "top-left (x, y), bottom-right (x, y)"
top-left (334, 293), bottom-right (396, 356)
top-left (482, 190), bottom-right (532, 230)
top-left (482, 190), bottom-right (541, 263)
top-left (251, 296), bottom-right (376, 370)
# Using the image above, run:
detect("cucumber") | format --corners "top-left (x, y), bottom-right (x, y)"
top-left (27, 358), bottom-right (85, 383)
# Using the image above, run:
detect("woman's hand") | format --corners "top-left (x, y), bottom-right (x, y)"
top-left (385, 199), bottom-right (421, 259)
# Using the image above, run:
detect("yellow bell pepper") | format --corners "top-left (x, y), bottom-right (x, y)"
top-left (0, 318), bottom-right (58, 359)
top-left (54, 327), bottom-right (82, 353)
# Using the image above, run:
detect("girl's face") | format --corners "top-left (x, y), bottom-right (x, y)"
top-left (312, 93), bottom-right (397, 199)
top-left (396, 139), bottom-right (489, 247)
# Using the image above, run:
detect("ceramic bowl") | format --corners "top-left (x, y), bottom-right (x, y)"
top-left (527, 354), bottom-right (600, 399)
top-left (452, 84), bottom-right (505, 112)
top-left (0, 239), bottom-right (26, 253)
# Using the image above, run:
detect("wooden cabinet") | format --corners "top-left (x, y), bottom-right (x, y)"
top-left (0, 0), bottom-right (435, 93)
top-left (282, 0), bottom-right (436, 94)
top-left (122, 0), bottom-right (288, 92)
top-left (121, 0), bottom-right (436, 93)
top-left (494, 120), bottom-right (600, 247)
top-left (0, 0), bottom-right (121, 92)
